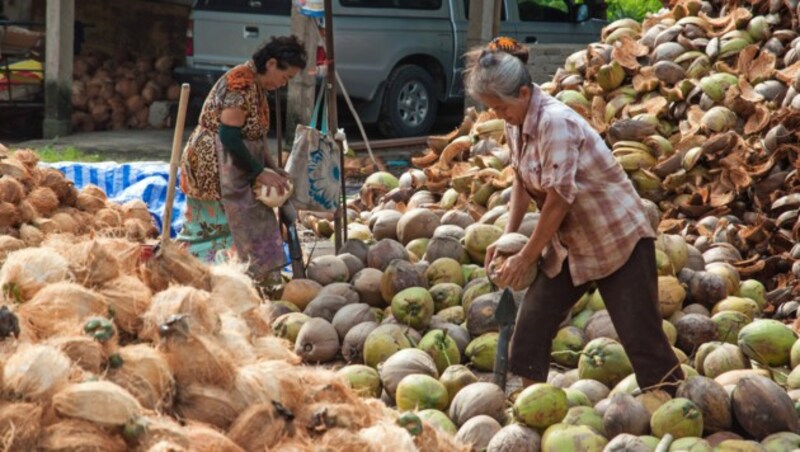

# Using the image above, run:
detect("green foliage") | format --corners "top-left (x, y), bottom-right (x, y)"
top-left (606, 0), bottom-right (664, 22)
top-left (35, 146), bottom-right (103, 163)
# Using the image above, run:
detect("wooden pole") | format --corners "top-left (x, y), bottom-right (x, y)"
top-left (161, 83), bottom-right (191, 243)
top-left (324, 0), bottom-right (347, 252)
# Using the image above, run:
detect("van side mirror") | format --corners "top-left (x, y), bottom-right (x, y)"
top-left (575, 4), bottom-right (589, 22)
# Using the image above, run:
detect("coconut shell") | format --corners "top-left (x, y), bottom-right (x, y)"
top-left (4, 344), bottom-right (71, 401)
top-left (602, 393), bottom-right (651, 437)
top-left (378, 348), bottom-right (438, 400)
top-left (319, 282), bottom-right (360, 304)
top-left (39, 419), bottom-right (127, 452)
top-left (307, 255), bottom-right (350, 286)
top-left (0, 176), bottom-right (24, 204)
top-left (332, 303), bottom-right (378, 340)
top-left (353, 268), bottom-right (385, 308)
top-left (380, 259), bottom-right (427, 304)
top-left (304, 294), bottom-right (353, 322)
top-left (108, 344), bottom-right (174, 411)
top-left (674, 313), bottom-right (717, 355)
top-left (175, 384), bottom-right (244, 430)
top-left (342, 321), bottom-right (380, 363)
top-left (732, 375), bottom-right (800, 439)
top-left (448, 382), bottom-right (506, 426)
top-left (367, 239), bottom-right (409, 271)
top-left (676, 376), bottom-right (732, 434)
top-left (294, 317), bottom-right (340, 363)
top-left (49, 336), bottom-right (105, 374)
top-left (455, 414), bottom-right (502, 451)
top-left (0, 402), bottom-right (42, 451)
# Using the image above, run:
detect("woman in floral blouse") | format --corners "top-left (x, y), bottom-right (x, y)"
top-left (469, 38), bottom-right (684, 394)
top-left (178, 36), bottom-right (307, 287)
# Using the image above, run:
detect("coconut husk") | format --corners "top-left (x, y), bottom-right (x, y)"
top-left (122, 199), bottom-right (153, 223)
top-left (18, 224), bottom-right (43, 247)
top-left (98, 275), bottom-right (151, 335)
top-left (233, 361), bottom-right (292, 409)
top-left (95, 237), bottom-right (140, 275)
top-left (64, 240), bottom-right (120, 287)
top-left (95, 207), bottom-right (123, 229)
top-left (38, 168), bottom-right (73, 201)
top-left (52, 381), bottom-right (142, 427)
top-left (39, 419), bottom-right (127, 451)
top-left (76, 191), bottom-right (106, 214)
top-left (0, 176), bottom-right (24, 204)
top-left (12, 149), bottom-right (39, 169)
top-left (132, 415), bottom-right (191, 451)
top-left (124, 218), bottom-right (150, 242)
top-left (26, 187), bottom-right (59, 217)
top-left (160, 331), bottom-right (237, 389)
top-left (49, 212), bottom-right (80, 235)
top-left (182, 423), bottom-right (244, 452)
top-left (15, 200), bottom-right (37, 225)
top-left (174, 384), bottom-right (244, 430)
top-left (0, 402), bottom-right (43, 451)
top-left (241, 305), bottom-right (273, 337)
top-left (209, 264), bottom-right (261, 315)
top-left (145, 441), bottom-right (189, 452)
top-left (356, 421), bottom-right (417, 451)
top-left (252, 336), bottom-right (301, 364)
top-left (142, 242), bottom-right (211, 292)
top-left (0, 247), bottom-right (70, 302)
top-left (0, 159), bottom-right (31, 184)
top-left (227, 403), bottom-right (293, 450)
top-left (0, 202), bottom-right (20, 229)
top-left (3, 344), bottom-right (71, 401)
top-left (217, 314), bottom-right (257, 364)
top-left (0, 235), bottom-right (24, 264)
top-left (140, 286), bottom-right (219, 341)
top-left (48, 336), bottom-right (105, 374)
top-left (108, 344), bottom-right (174, 411)
top-left (18, 282), bottom-right (108, 339)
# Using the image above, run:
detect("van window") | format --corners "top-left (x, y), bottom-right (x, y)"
top-left (518, 0), bottom-right (576, 22)
top-left (339, 0), bottom-right (442, 9)
top-left (463, 0), bottom-right (507, 20)
top-left (194, 0), bottom-right (292, 15)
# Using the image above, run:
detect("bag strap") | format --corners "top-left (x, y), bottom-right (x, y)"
top-left (320, 90), bottom-right (329, 136)
top-left (309, 86), bottom-right (325, 130)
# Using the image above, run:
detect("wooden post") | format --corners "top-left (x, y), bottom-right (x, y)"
top-left (43, 0), bottom-right (74, 138)
top-left (285, 8), bottom-right (318, 148)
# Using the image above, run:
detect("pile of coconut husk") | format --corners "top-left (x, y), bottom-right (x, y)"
top-left (0, 146), bottom-right (159, 248)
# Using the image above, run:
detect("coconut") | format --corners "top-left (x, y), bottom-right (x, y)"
top-left (281, 279), bottom-right (323, 311)
top-left (337, 364), bottom-right (382, 398)
top-left (425, 236), bottom-right (467, 264)
top-left (466, 292), bottom-right (500, 337)
top-left (293, 317), bottom-right (340, 364)
top-left (429, 282), bottom-right (463, 313)
top-left (339, 239), bottom-right (369, 264)
top-left (568, 380), bottom-right (609, 408)
top-left (676, 376), bottom-right (731, 434)
top-left (252, 337), bottom-right (300, 363)
top-left (465, 332), bottom-right (498, 372)
top-left (762, 432), bottom-right (800, 451)
top-left (0, 402), bottom-right (42, 451)
top-left (396, 208), bottom-right (440, 245)
top-left (455, 415), bottom-right (501, 452)
top-left (332, 304), bottom-right (378, 340)
top-left (184, 424), bottom-right (244, 452)
top-left (658, 276), bottom-right (687, 318)
top-left (18, 224), bottom-right (43, 247)
top-left (738, 279), bottom-right (766, 311)
top-left (603, 433), bottom-right (651, 452)
top-left (438, 365), bottom-right (478, 405)
top-left (140, 286), bottom-right (219, 341)
top-left (650, 397), bottom-right (704, 439)
top-left (363, 324), bottom-right (414, 368)
top-left (26, 187), bottom-right (59, 217)
top-left (18, 282), bottom-right (108, 339)
top-left (433, 224), bottom-right (466, 241)
top-left (486, 423), bottom-right (540, 452)
top-left (513, 383), bottom-right (568, 430)
top-left (307, 255), bottom-right (350, 286)
top-left (425, 258), bottom-right (465, 287)
top-left (108, 344), bottom-right (174, 411)
top-left (395, 374), bottom-right (449, 411)
top-left (0, 176), bottom-right (24, 204)
top-left (710, 310), bottom-right (749, 344)
top-left (444, 381), bottom-right (504, 427)
top-left (732, 376), bottom-right (800, 439)
top-left (208, 264), bottom-right (261, 314)
top-left (602, 393), bottom-right (651, 437)
top-left (417, 329), bottom-right (461, 374)
top-left (0, 247), bottom-right (69, 302)
top-left (342, 321), bottom-right (380, 363)
top-left (584, 310), bottom-right (619, 342)
top-left (0, 202), bottom-right (19, 230)
top-left (367, 239), bottom-right (409, 271)
top-left (371, 210), bottom-right (402, 241)
top-left (712, 296), bottom-right (759, 321)
top-left (52, 381), bottom-right (142, 427)
top-left (39, 419), bottom-right (127, 452)
top-left (319, 282), bottom-right (360, 304)
top-left (737, 319), bottom-right (797, 367)
top-left (304, 294), bottom-right (352, 322)
top-left (92, 276), bottom-right (150, 336)
top-left (351, 268), bottom-right (385, 308)
top-left (337, 253), bottom-right (365, 281)
top-left (703, 343), bottom-right (750, 379)
top-left (95, 207), bottom-right (123, 229)
top-left (4, 344), bottom-right (71, 404)
top-left (175, 384), bottom-right (244, 430)
top-left (76, 185), bottom-right (107, 213)
top-left (0, 235), bottom-right (24, 263)
top-left (142, 242), bottom-right (211, 292)
top-left (380, 259), bottom-right (427, 304)
top-left (48, 335), bottom-right (104, 374)
top-left (391, 287), bottom-right (434, 330)
top-left (227, 403), bottom-right (292, 451)
top-left (463, 224), bottom-right (503, 263)
top-left (378, 348), bottom-right (438, 400)
top-left (674, 313), bottom-right (717, 355)
top-left (578, 338), bottom-right (633, 388)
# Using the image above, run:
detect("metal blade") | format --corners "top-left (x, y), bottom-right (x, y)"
top-left (495, 288), bottom-right (517, 326)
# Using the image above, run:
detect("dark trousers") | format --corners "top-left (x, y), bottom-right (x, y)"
top-left (508, 238), bottom-right (684, 394)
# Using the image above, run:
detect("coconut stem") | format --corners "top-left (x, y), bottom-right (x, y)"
top-left (654, 434), bottom-right (673, 452)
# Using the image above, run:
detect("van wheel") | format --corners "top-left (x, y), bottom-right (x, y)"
top-left (378, 65), bottom-right (439, 138)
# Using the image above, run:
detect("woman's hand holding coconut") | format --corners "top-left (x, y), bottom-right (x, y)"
top-left (466, 37), bottom-right (684, 392)
top-left (256, 169), bottom-right (290, 197)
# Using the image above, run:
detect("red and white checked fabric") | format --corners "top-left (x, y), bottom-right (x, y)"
top-left (506, 84), bottom-right (656, 286)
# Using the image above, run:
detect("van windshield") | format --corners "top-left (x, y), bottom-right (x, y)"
top-left (339, 0), bottom-right (442, 9)
top-left (194, 0), bottom-right (292, 15)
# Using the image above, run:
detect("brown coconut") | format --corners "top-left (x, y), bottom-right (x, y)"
top-left (50, 212), bottom-right (80, 234)
top-left (108, 344), bottom-right (175, 411)
top-left (0, 247), bottom-right (70, 302)
top-left (602, 393), bottom-right (651, 437)
top-left (26, 187), bottom-right (59, 217)
top-left (252, 336), bottom-right (301, 363)
top-left (448, 382), bottom-right (506, 426)
top-left (216, 314), bottom-right (257, 363)
top-left (585, 310), bottom-right (620, 341)
top-left (367, 239), bottom-right (409, 271)
top-left (353, 268), bottom-right (385, 307)
top-left (175, 384), bottom-right (244, 430)
top-left (209, 264), bottom-right (261, 315)
top-left (732, 375), bottom-right (800, 439)
top-left (140, 286), bottom-right (219, 341)
top-left (16, 200), bottom-right (37, 224)
top-left (319, 282), bottom-right (360, 304)
top-left (371, 210), bottom-right (402, 241)
top-left (339, 238), bottom-right (369, 264)
top-left (38, 168), bottom-right (73, 201)
top-left (0, 402), bottom-right (43, 451)
top-left (397, 208), bottom-right (441, 244)
top-left (18, 282), bottom-right (108, 339)
top-left (379, 348), bottom-right (438, 400)
top-left (0, 202), bottom-right (19, 229)
top-left (304, 294), bottom-right (353, 322)
top-left (18, 224), bottom-right (43, 247)
top-left (94, 207), bottom-right (123, 229)
top-left (338, 253), bottom-right (365, 282)
top-left (184, 423), bottom-right (245, 452)
top-left (0, 176), bottom-right (24, 204)
top-left (160, 331), bottom-right (238, 389)
top-left (124, 218), bottom-right (150, 241)
top-left (122, 199), bottom-right (153, 223)
top-left (342, 321), bottom-right (380, 364)
top-left (294, 317), bottom-right (340, 363)
top-left (676, 376), bottom-right (732, 434)
top-left (674, 313), bottom-right (717, 355)
top-left (96, 237), bottom-right (140, 275)
top-left (4, 344), bottom-right (71, 401)
top-left (134, 415), bottom-right (191, 450)
top-left (424, 236), bottom-right (466, 263)
top-left (466, 292), bottom-right (500, 337)
top-left (380, 259), bottom-right (427, 304)
top-left (307, 255), bottom-right (350, 286)
top-left (0, 235), bottom-right (25, 263)
top-left (48, 336), bottom-right (105, 374)
top-left (52, 381), bottom-right (142, 427)
top-left (281, 278), bottom-right (323, 311)
top-left (486, 423), bottom-right (541, 452)
top-left (98, 275), bottom-right (152, 335)
top-left (142, 242), bottom-right (212, 292)
top-left (65, 240), bottom-right (121, 287)
top-left (0, 158), bottom-right (31, 182)
top-left (228, 403), bottom-right (296, 450)
top-left (332, 303), bottom-right (379, 340)
top-left (38, 419), bottom-right (127, 452)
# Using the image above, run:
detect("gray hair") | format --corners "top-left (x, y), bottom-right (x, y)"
top-left (464, 50), bottom-right (531, 101)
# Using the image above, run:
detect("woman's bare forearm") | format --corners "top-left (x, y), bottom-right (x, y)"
top-left (520, 188), bottom-right (570, 261)
top-left (505, 176), bottom-right (530, 234)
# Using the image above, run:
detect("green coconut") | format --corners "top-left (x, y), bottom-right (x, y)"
top-left (586, 290), bottom-right (606, 311)
top-left (417, 329), bottom-right (461, 374)
top-left (610, 373), bottom-right (639, 396)
top-left (436, 306), bottom-right (465, 325)
top-left (270, 300), bottom-right (301, 317)
top-left (425, 258), bottom-right (465, 287)
top-left (461, 279), bottom-right (493, 312)
top-left (362, 324), bottom-right (414, 368)
top-left (395, 374), bottom-right (449, 411)
top-left (417, 409), bottom-right (458, 435)
top-left (650, 398), bottom-right (704, 439)
top-left (463, 224), bottom-right (503, 264)
top-left (406, 238), bottom-right (430, 261)
top-left (737, 319), bottom-right (797, 367)
top-left (738, 279), bottom-right (766, 311)
top-left (711, 310), bottom-right (750, 344)
top-left (429, 283), bottom-right (463, 313)
top-left (465, 332), bottom-right (498, 372)
top-left (639, 436), bottom-right (661, 449)
top-left (439, 365), bottom-right (478, 403)
top-left (570, 308), bottom-right (595, 330)
top-left (663, 320), bottom-right (678, 346)
top-left (380, 259), bottom-right (427, 304)
top-left (716, 439), bottom-right (768, 451)
top-left (461, 264), bottom-right (479, 283)
top-left (271, 312), bottom-right (311, 344)
top-left (604, 433), bottom-right (652, 452)
top-left (656, 249), bottom-right (675, 276)
top-left (391, 287), bottom-right (434, 330)
top-left (676, 376), bottom-right (732, 434)
top-left (513, 383), bottom-right (568, 429)
top-left (792, 339), bottom-right (800, 369)
top-left (552, 326), bottom-right (588, 367)
top-left (541, 424), bottom-right (608, 452)
top-left (712, 296), bottom-right (759, 321)
top-left (694, 341), bottom-right (724, 376)
top-left (669, 437), bottom-right (712, 451)
top-left (336, 364), bottom-right (382, 398)
top-left (578, 338), bottom-right (634, 388)
top-left (564, 388), bottom-right (592, 407)
top-left (573, 291), bottom-right (591, 314)
top-left (561, 406), bottom-right (604, 434)
top-left (762, 432), bottom-right (800, 452)
top-left (365, 171), bottom-right (399, 191)
top-left (702, 343), bottom-right (750, 380)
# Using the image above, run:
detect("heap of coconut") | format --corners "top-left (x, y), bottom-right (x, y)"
top-left (0, 145), bottom-right (159, 249)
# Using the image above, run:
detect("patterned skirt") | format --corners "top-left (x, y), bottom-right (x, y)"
top-left (177, 197), bottom-right (236, 265)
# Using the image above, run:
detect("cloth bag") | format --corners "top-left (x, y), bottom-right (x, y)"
top-left (285, 88), bottom-right (341, 212)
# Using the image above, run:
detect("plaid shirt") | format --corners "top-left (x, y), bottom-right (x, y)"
top-left (506, 84), bottom-right (656, 286)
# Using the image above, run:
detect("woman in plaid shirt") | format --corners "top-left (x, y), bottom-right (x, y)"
top-left (468, 37), bottom-right (684, 394)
